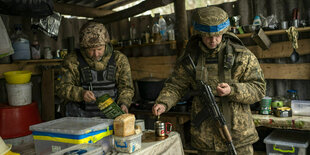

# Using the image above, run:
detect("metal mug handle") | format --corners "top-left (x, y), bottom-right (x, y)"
top-left (165, 122), bottom-right (172, 134)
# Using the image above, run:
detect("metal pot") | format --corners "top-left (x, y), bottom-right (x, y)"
top-left (137, 77), bottom-right (165, 101)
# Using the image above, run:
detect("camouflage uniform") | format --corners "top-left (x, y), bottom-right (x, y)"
top-left (56, 22), bottom-right (134, 113)
top-left (155, 7), bottom-right (266, 154)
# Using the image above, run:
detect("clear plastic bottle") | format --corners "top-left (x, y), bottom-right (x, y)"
top-left (167, 18), bottom-right (175, 41)
top-left (130, 24), bottom-right (137, 40)
top-left (152, 22), bottom-right (160, 42)
top-left (11, 24), bottom-right (31, 60)
top-left (158, 16), bottom-right (167, 41)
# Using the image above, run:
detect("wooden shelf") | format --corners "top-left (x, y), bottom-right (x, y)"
top-left (236, 26), bottom-right (310, 39)
top-left (114, 40), bottom-right (176, 50)
top-left (13, 59), bottom-right (63, 63)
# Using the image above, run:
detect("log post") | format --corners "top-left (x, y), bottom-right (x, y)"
top-left (174, 0), bottom-right (188, 57)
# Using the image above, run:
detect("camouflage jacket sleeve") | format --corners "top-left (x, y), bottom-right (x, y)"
top-left (56, 53), bottom-right (85, 102)
top-left (155, 61), bottom-right (193, 111)
top-left (114, 51), bottom-right (134, 108)
top-left (228, 49), bottom-right (266, 104)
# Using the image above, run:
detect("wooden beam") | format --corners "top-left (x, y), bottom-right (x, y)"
top-left (174, 0), bottom-right (188, 57)
top-left (97, 0), bottom-right (138, 10)
top-left (95, 0), bottom-right (174, 24)
top-left (248, 39), bottom-right (310, 59)
top-left (41, 68), bottom-right (55, 121)
top-left (54, 3), bottom-right (114, 17)
top-left (260, 63), bottom-right (310, 80)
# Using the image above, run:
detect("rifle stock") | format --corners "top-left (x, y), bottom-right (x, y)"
top-left (184, 55), bottom-right (237, 155)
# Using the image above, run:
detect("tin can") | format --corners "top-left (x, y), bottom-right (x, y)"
top-left (260, 96), bottom-right (272, 115)
top-left (154, 121), bottom-right (172, 137)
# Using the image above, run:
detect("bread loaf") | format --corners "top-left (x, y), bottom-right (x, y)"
top-left (114, 113), bottom-right (136, 137)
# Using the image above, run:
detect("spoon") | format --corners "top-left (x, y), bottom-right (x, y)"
top-left (290, 48), bottom-right (300, 63)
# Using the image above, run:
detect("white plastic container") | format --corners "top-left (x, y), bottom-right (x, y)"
top-left (51, 144), bottom-right (103, 155)
top-left (6, 82), bottom-right (32, 106)
top-left (291, 100), bottom-right (310, 116)
top-left (29, 117), bottom-right (114, 155)
top-left (264, 130), bottom-right (310, 155)
top-left (113, 133), bottom-right (142, 153)
top-left (135, 119), bottom-right (145, 131)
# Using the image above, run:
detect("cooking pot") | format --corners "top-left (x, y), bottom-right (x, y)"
top-left (137, 77), bottom-right (165, 101)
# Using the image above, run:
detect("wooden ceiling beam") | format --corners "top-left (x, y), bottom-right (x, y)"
top-left (54, 3), bottom-right (114, 18)
top-left (96, 0), bottom-right (138, 10)
top-left (95, 0), bottom-right (174, 24)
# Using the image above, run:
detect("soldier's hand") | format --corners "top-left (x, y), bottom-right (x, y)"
top-left (217, 83), bottom-right (231, 96)
top-left (152, 104), bottom-right (166, 116)
top-left (121, 104), bottom-right (128, 113)
top-left (83, 90), bottom-right (96, 102)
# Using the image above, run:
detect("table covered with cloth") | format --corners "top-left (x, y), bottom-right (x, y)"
top-left (108, 131), bottom-right (184, 155)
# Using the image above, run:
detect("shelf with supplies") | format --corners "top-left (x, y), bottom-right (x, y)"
top-left (0, 59), bottom-right (63, 78)
top-left (114, 40), bottom-right (177, 50)
top-left (235, 26), bottom-right (310, 39)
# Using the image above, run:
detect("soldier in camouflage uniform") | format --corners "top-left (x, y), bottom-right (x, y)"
top-left (152, 7), bottom-right (266, 155)
top-left (56, 22), bottom-right (134, 117)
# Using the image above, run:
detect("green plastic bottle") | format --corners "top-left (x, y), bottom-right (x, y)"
top-left (96, 94), bottom-right (124, 119)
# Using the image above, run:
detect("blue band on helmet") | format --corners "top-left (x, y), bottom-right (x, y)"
top-left (194, 19), bottom-right (230, 33)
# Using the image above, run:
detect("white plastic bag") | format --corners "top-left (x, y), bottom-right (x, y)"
top-left (0, 17), bottom-right (14, 58)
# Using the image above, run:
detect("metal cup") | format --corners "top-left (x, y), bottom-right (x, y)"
top-left (154, 121), bottom-right (172, 137)
top-left (281, 21), bottom-right (288, 29)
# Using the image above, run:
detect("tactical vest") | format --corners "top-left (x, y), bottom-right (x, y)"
top-left (186, 34), bottom-right (242, 131)
top-left (65, 50), bottom-right (117, 117)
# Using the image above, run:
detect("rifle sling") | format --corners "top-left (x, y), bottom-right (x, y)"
top-left (218, 42), bottom-right (232, 132)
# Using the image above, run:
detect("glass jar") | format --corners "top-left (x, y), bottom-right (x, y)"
top-left (285, 90), bottom-right (299, 107)
top-left (44, 47), bottom-right (53, 59)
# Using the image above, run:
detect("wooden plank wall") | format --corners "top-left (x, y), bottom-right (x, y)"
top-left (129, 39), bottom-right (310, 80)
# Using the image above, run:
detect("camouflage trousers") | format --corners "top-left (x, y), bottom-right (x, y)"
top-left (197, 144), bottom-right (254, 155)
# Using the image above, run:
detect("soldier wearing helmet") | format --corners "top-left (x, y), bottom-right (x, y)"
top-left (56, 22), bottom-right (134, 117)
top-left (153, 6), bottom-right (266, 154)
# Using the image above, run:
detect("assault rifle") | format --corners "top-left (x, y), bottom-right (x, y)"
top-left (182, 54), bottom-right (237, 155)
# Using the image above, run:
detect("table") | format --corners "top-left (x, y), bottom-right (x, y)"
top-left (108, 131), bottom-right (184, 155)
top-left (252, 114), bottom-right (310, 130)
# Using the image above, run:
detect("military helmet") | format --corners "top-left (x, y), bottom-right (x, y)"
top-left (79, 22), bottom-right (110, 49)
top-left (193, 6), bottom-right (230, 37)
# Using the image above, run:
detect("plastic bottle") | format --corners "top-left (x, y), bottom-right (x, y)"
top-left (130, 24), bottom-right (137, 40)
top-left (158, 16), bottom-right (167, 41)
top-left (152, 22), bottom-right (160, 42)
top-left (11, 24), bottom-right (31, 60)
top-left (253, 15), bottom-right (262, 26)
top-left (167, 18), bottom-right (175, 41)
top-left (31, 31), bottom-right (41, 59)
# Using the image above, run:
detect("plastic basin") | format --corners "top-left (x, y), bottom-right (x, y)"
top-left (4, 71), bottom-right (32, 84)
top-left (0, 102), bottom-right (41, 139)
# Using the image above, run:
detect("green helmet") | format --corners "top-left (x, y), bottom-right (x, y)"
top-left (193, 6), bottom-right (230, 37)
top-left (79, 22), bottom-right (110, 49)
